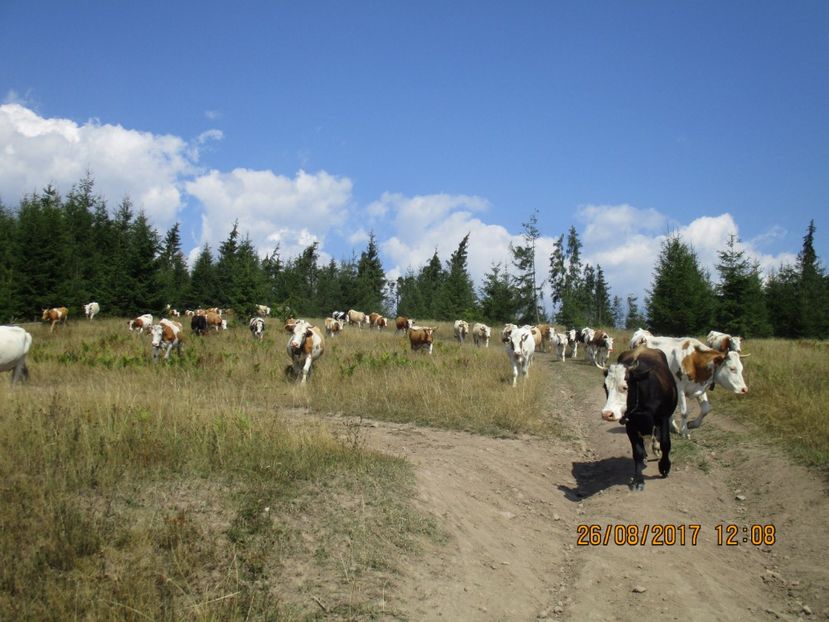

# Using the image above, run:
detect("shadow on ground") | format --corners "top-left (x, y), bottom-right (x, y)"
top-left (558, 456), bottom-right (634, 501)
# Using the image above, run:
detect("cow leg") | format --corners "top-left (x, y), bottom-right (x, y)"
top-left (688, 393), bottom-right (711, 429)
top-left (11, 361), bottom-right (28, 384)
top-left (300, 357), bottom-right (313, 384)
top-left (657, 419), bottom-right (672, 477)
top-left (511, 361), bottom-right (519, 387)
top-left (627, 427), bottom-right (646, 491)
top-left (672, 391), bottom-right (690, 438)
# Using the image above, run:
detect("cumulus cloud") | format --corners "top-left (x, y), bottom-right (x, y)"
top-left (185, 168), bottom-right (353, 260)
top-left (0, 103), bottom-right (210, 226)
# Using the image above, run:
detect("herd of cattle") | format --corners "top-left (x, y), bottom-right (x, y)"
top-left (2, 303), bottom-right (751, 490)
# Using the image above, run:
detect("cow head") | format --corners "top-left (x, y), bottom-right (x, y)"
top-left (604, 335), bottom-right (615, 352)
top-left (288, 320), bottom-right (313, 352)
top-left (502, 323), bottom-right (518, 343)
top-left (150, 324), bottom-right (164, 348)
top-left (42, 309), bottom-right (50, 321)
top-left (713, 351), bottom-right (749, 394)
top-left (507, 326), bottom-right (534, 363)
top-left (601, 363), bottom-right (628, 422)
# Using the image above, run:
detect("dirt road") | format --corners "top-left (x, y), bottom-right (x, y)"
top-left (340, 352), bottom-right (828, 620)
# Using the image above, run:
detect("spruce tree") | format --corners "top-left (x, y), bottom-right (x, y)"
top-left (625, 295), bottom-right (646, 330)
top-left (438, 233), bottom-right (477, 319)
top-left (187, 244), bottom-right (217, 308)
top-left (355, 233), bottom-right (386, 312)
top-left (416, 251), bottom-right (446, 319)
top-left (796, 220), bottom-right (828, 338)
top-left (510, 211), bottom-right (544, 325)
top-left (593, 265), bottom-right (613, 326)
top-left (157, 223), bottom-right (190, 309)
top-left (765, 265), bottom-right (801, 338)
top-left (479, 262), bottom-right (519, 324)
top-left (127, 211), bottom-right (161, 313)
top-left (0, 203), bottom-right (16, 321)
top-left (396, 271), bottom-right (424, 318)
top-left (714, 235), bottom-right (771, 337)
top-left (646, 235), bottom-right (714, 335)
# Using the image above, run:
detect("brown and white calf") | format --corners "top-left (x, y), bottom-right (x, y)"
top-left (535, 324), bottom-right (555, 353)
top-left (129, 314), bottom-right (154, 333)
top-left (324, 317), bottom-right (344, 337)
top-left (409, 327), bottom-right (435, 354)
top-left (472, 322), bottom-right (491, 347)
top-left (286, 319), bottom-right (325, 384)
top-left (453, 320), bottom-right (470, 344)
top-left (586, 330), bottom-right (614, 367)
top-left (373, 315), bottom-right (388, 330)
top-left (395, 315), bottom-right (414, 333)
top-left (205, 311), bottom-right (226, 331)
top-left (151, 319), bottom-right (183, 361)
top-left (42, 307), bottom-right (69, 333)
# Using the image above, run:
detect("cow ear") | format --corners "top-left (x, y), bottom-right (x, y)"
top-left (714, 354), bottom-right (726, 366)
top-left (306, 328), bottom-right (313, 337)
top-left (284, 324), bottom-right (294, 333)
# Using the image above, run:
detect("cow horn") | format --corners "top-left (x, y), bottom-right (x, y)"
top-left (739, 353), bottom-right (751, 358)
top-left (594, 361), bottom-right (608, 371)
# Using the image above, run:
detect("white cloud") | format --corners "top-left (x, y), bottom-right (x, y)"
top-left (0, 103), bottom-right (208, 226)
top-left (185, 168), bottom-right (352, 260)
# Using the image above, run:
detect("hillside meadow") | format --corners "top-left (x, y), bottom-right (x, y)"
top-left (1, 317), bottom-right (826, 619)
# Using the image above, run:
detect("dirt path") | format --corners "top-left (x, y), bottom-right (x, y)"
top-left (330, 352), bottom-right (828, 620)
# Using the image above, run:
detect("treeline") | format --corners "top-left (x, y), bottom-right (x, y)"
top-left (1, 177), bottom-right (826, 339)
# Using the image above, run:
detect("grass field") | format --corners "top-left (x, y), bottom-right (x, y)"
top-left (1, 317), bottom-right (825, 619)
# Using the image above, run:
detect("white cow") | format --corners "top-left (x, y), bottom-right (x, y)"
top-left (151, 319), bottom-right (183, 361)
top-left (706, 330), bottom-right (743, 353)
top-left (347, 309), bottom-right (369, 328)
top-left (553, 330), bottom-right (568, 361)
top-left (286, 319), bottom-right (325, 384)
top-left (637, 335), bottom-right (749, 437)
top-left (454, 320), bottom-right (470, 344)
top-left (505, 325), bottom-right (536, 387)
top-left (84, 302), bottom-right (100, 320)
top-left (249, 316), bottom-right (265, 340)
top-left (472, 322), bottom-right (491, 348)
top-left (129, 314), bottom-right (154, 333)
top-left (0, 326), bottom-right (32, 384)
top-left (629, 327), bottom-right (654, 349)
top-left (567, 329), bottom-right (579, 359)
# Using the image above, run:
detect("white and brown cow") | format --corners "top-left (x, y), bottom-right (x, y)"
top-left (84, 302), bottom-right (100, 320)
top-left (535, 324), bottom-right (555, 353)
top-left (395, 315), bottom-right (414, 333)
top-left (373, 315), bottom-right (388, 330)
top-left (42, 307), bottom-right (69, 333)
top-left (409, 326), bottom-right (435, 354)
top-left (472, 322), bottom-right (491, 348)
top-left (567, 329), bottom-right (579, 359)
top-left (637, 335), bottom-right (749, 437)
top-left (368, 312), bottom-right (381, 327)
top-left (256, 304), bottom-right (271, 317)
top-left (347, 309), bottom-right (369, 328)
top-left (629, 327), bottom-right (654, 349)
top-left (151, 319), bottom-right (183, 361)
top-left (453, 320), bottom-right (470, 344)
top-left (286, 319), bottom-right (325, 384)
top-left (505, 325), bottom-right (536, 387)
top-left (586, 330), bottom-right (614, 367)
top-left (324, 317), bottom-right (344, 337)
top-left (0, 325), bottom-right (32, 384)
top-left (249, 316), bottom-right (265, 340)
top-left (706, 330), bottom-right (743, 353)
top-left (205, 311), bottom-right (226, 331)
top-left (129, 314), bottom-right (154, 334)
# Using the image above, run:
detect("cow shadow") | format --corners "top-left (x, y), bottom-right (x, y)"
top-left (557, 456), bottom-right (633, 501)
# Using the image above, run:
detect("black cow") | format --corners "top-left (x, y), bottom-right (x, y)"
top-left (600, 347), bottom-right (678, 491)
top-left (191, 314), bottom-right (207, 336)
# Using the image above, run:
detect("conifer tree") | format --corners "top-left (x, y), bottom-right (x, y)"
top-left (438, 233), bottom-right (477, 319)
top-left (157, 223), bottom-right (189, 309)
top-left (714, 235), bottom-right (771, 338)
top-left (796, 220), bottom-right (828, 338)
top-left (625, 295), bottom-right (646, 330)
top-left (187, 244), bottom-right (217, 307)
top-left (126, 211), bottom-right (161, 313)
top-left (479, 262), bottom-right (519, 324)
top-left (510, 211), bottom-right (544, 325)
top-left (0, 203), bottom-right (16, 321)
top-left (355, 233), bottom-right (386, 312)
top-left (416, 250), bottom-right (446, 319)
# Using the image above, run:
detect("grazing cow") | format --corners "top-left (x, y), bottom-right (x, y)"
top-left (600, 347), bottom-right (678, 491)
top-left (207, 307), bottom-right (222, 316)
top-left (42, 307), bottom-right (69, 333)
top-left (205, 311), bottom-right (226, 331)
top-left (629, 327), bottom-right (653, 349)
top-left (151, 319), bottom-right (183, 361)
top-left (586, 331), bottom-right (614, 367)
top-left (706, 330), bottom-right (743, 353)
top-left (472, 322), bottom-right (491, 348)
top-left (184, 309), bottom-right (195, 316)
top-left (256, 304), bottom-right (271, 317)
top-left (368, 312), bottom-right (381, 327)
top-left (454, 320), bottom-right (470, 344)
top-left (84, 302), bottom-right (100, 320)
top-left (332, 310), bottom-right (348, 322)
top-left (553, 330), bottom-right (568, 361)
top-left (249, 316), bottom-right (265, 340)
top-left (395, 315), bottom-right (414, 333)
top-left (409, 326), bottom-right (435, 354)
top-left (191, 314), bottom-right (207, 336)
top-left (0, 326), bottom-right (32, 384)
top-left (639, 335), bottom-right (749, 437)
top-left (347, 309), bottom-right (369, 328)
top-left (373, 316), bottom-right (388, 330)
top-left (324, 317), bottom-right (344, 337)
top-left (129, 314), bottom-right (154, 333)
top-left (285, 319), bottom-right (325, 384)
top-left (505, 325), bottom-right (536, 387)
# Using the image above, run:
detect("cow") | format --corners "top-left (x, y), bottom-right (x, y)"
top-left (0, 326), bottom-right (32, 384)
top-left (567, 329), bottom-right (579, 359)
top-left (332, 310), bottom-right (348, 322)
top-left (600, 347), bottom-right (678, 491)
top-left (472, 322), bottom-right (491, 348)
top-left (454, 320), bottom-right (470, 344)
top-left (151, 319), bottom-right (183, 361)
top-left (285, 319), bottom-right (324, 384)
top-left (347, 309), bottom-right (369, 328)
top-left (249, 316), bottom-right (265, 340)
top-left (638, 335), bottom-right (749, 437)
top-left (501, 323), bottom-right (518, 344)
top-left (129, 314), bottom-right (153, 334)
top-left (395, 315), bottom-right (414, 333)
top-left (706, 330), bottom-right (743, 353)
top-left (206, 307), bottom-right (222, 316)
top-left (629, 327), bottom-right (653, 349)
top-left (84, 302), bottom-right (100, 320)
top-left (553, 330), bottom-right (568, 361)
top-left (586, 330), bottom-right (614, 366)
top-left (169, 308), bottom-right (180, 317)
top-left (409, 326), bottom-right (435, 354)
top-left (374, 316), bottom-right (388, 330)
top-left (184, 309), bottom-right (196, 317)
top-left (191, 314), bottom-right (207, 336)
top-left (256, 304), bottom-right (271, 317)
top-left (42, 307), bottom-right (69, 333)
top-left (505, 325), bottom-right (535, 387)
top-left (324, 317), bottom-right (344, 337)
top-left (368, 312), bottom-right (381, 327)
top-left (205, 311), bottom-right (226, 331)
top-left (535, 324), bottom-right (555, 353)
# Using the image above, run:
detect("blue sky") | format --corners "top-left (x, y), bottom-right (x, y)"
top-left (1, 1), bottom-right (827, 305)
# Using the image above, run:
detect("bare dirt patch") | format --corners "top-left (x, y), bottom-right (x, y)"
top-left (322, 351), bottom-right (828, 621)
